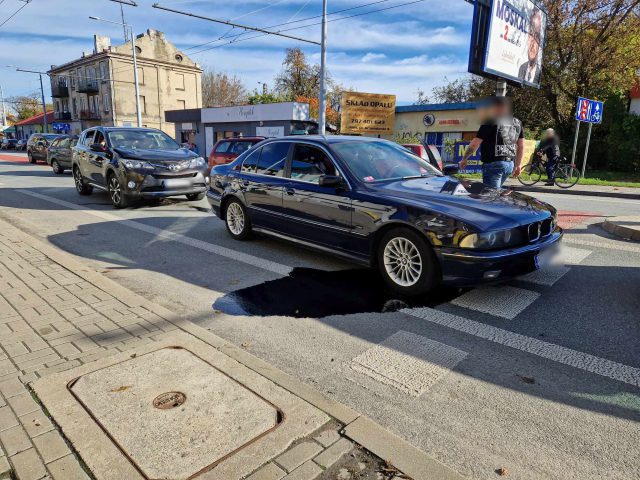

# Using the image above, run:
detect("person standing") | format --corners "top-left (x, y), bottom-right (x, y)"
top-left (459, 97), bottom-right (525, 188)
top-left (537, 128), bottom-right (561, 185)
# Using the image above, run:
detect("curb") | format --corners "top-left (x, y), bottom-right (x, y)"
top-left (508, 184), bottom-right (640, 200)
top-left (602, 219), bottom-right (640, 241)
top-left (1, 218), bottom-right (466, 480)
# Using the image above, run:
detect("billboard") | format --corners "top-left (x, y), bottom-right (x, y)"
top-left (340, 92), bottom-right (396, 135)
top-left (469, 0), bottom-right (547, 88)
top-left (454, 138), bottom-right (537, 174)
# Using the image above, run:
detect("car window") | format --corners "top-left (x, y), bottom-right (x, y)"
top-left (94, 131), bottom-right (106, 147)
top-left (70, 138), bottom-right (78, 147)
top-left (82, 131), bottom-right (95, 146)
top-left (230, 141), bottom-right (252, 155)
top-left (290, 144), bottom-right (336, 183)
top-left (44, 134), bottom-right (59, 142)
top-left (256, 143), bottom-right (288, 177)
top-left (59, 138), bottom-right (71, 148)
top-left (107, 129), bottom-right (179, 150)
top-left (50, 139), bottom-right (61, 148)
top-left (215, 141), bottom-right (231, 153)
top-left (241, 148), bottom-right (261, 173)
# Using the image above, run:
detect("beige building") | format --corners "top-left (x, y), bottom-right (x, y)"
top-left (47, 29), bottom-right (202, 136)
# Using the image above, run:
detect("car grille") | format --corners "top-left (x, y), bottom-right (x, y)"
top-left (526, 218), bottom-right (554, 242)
top-left (152, 173), bottom-right (197, 179)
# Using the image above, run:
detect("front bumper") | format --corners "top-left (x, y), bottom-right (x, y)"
top-left (206, 189), bottom-right (222, 216)
top-left (436, 230), bottom-right (563, 286)
top-left (124, 170), bottom-right (209, 199)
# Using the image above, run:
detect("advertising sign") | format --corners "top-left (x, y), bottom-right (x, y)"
top-left (485, 0), bottom-right (547, 87)
top-left (454, 138), bottom-right (537, 174)
top-left (340, 92), bottom-right (396, 135)
top-left (575, 97), bottom-right (603, 124)
top-left (256, 126), bottom-right (285, 137)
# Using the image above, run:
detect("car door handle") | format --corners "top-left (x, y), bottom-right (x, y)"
top-left (285, 187), bottom-right (295, 196)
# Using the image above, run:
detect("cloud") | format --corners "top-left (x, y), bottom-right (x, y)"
top-left (362, 53), bottom-right (387, 63)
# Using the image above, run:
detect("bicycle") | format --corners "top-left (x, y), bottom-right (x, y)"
top-left (518, 153), bottom-right (581, 189)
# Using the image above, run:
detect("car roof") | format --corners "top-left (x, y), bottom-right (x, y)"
top-left (218, 137), bottom-right (265, 142)
top-left (264, 135), bottom-right (390, 146)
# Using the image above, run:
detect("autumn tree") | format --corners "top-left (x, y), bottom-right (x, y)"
top-left (274, 48), bottom-right (323, 100)
top-left (7, 94), bottom-right (45, 121)
top-left (201, 69), bottom-right (247, 107)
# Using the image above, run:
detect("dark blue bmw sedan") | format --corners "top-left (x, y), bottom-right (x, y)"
top-left (207, 136), bottom-right (562, 295)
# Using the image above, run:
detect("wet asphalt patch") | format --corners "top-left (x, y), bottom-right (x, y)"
top-left (212, 267), bottom-right (466, 318)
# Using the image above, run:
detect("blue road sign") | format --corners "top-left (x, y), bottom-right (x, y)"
top-left (575, 97), bottom-right (603, 124)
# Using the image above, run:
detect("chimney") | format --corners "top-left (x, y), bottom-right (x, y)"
top-left (94, 35), bottom-right (111, 53)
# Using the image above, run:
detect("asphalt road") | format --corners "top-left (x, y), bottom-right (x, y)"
top-left (1, 152), bottom-right (638, 480)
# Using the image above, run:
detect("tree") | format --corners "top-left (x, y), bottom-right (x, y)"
top-left (201, 69), bottom-right (247, 107)
top-left (274, 48), bottom-right (323, 100)
top-left (7, 94), bottom-right (44, 120)
top-left (247, 90), bottom-right (285, 105)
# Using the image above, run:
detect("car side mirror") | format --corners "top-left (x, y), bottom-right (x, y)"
top-left (443, 164), bottom-right (460, 176)
top-left (90, 143), bottom-right (107, 153)
top-left (319, 174), bottom-right (344, 188)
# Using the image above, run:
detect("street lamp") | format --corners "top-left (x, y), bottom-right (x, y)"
top-left (8, 65), bottom-right (49, 133)
top-left (89, 16), bottom-right (142, 127)
top-left (318, 0), bottom-right (328, 135)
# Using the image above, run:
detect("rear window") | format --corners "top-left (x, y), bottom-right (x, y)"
top-left (215, 141), bottom-right (231, 153)
top-left (230, 141), bottom-right (254, 155)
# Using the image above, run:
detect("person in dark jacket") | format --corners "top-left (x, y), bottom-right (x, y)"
top-left (537, 128), bottom-right (561, 185)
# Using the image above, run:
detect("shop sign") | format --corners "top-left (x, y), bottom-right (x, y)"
top-left (341, 92), bottom-right (396, 134)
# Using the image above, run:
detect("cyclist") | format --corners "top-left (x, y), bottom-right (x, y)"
top-left (536, 128), bottom-right (561, 186)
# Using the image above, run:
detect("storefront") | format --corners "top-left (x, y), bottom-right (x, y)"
top-left (165, 102), bottom-right (317, 156)
top-left (391, 102), bottom-right (480, 161)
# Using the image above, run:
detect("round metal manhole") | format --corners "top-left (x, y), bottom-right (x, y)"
top-left (153, 392), bottom-right (186, 410)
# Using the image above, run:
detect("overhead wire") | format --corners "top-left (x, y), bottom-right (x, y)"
top-left (0, 0), bottom-right (33, 29)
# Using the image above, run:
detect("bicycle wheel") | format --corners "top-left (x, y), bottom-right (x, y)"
top-left (518, 164), bottom-right (543, 186)
top-left (554, 165), bottom-right (580, 188)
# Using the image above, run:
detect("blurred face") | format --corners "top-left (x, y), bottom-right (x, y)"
top-left (528, 13), bottom-right (542, 63)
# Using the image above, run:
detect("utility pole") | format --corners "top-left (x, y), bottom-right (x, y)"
top-left (39, 74), bottom-right (48, 133)
top-left (0, 84), bottom-right (6, 127)
top-left (318, 0), bottom-right (328, 134)
top-left (120, 3), bottom-right (129, 42)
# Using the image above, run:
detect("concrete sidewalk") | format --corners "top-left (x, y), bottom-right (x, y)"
top-left (603, 216), bottom-right (640, 241)
top-left (0, 218), bottom-right (461, 480)
top-left (504, 179), bottom-right (640, 199)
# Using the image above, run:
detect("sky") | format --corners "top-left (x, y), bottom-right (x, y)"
top-left (0, 0), bottom-right (475, 107)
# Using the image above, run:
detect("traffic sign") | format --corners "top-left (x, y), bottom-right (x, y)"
top-left (575, 97), bottom-right (603, 124)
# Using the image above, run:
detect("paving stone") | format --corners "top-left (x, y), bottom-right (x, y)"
top-left (0, 454), bottom-right (11, 480)
top-left (0, 406), bottom-right (19, 432)
top-left (19, 410), bottom-right (53, 438)
top-left (275, 442), bottom-right (324, 473)
top-left (247, 462), bottom-right (287, 480)
top-left (0, 361), bottom-right (16, 377)
top-left (283, 460), bottom-right (322, 480)
top-left (313, 429), bottom-right (341, 448)
top-left (7, 392), bottom-right (40, 417)
top-left (10, 448), bottom-right (47, 480)
top-left (46, 454), bottom-right (90, 479)
top-left (313, 438), bottom-right (353, 469)
top-left (32, 430), bottom-right (71, 463)
top-left (0, 425), bottom-right (31, 456)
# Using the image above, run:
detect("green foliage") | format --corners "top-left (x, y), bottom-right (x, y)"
top-left (247, 91), bottom-right (286, 105)
top-left (599, 94), bottom-right (640, 172)
top-left (392, 132), bottom-right (422, 144)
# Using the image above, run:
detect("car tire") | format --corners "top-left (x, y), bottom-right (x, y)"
top-left (52, 159), bottom-right (64, 174)
top-left (73, 166), bottom-right (93, 196)
top-left (224, 199), bottom-right (252, 240)
top-left (107, 173), bottom-right (130, 209)
top-left (376, 227), bottom-right (440, 296)
top-left (27, 151), bottom-right (36, 164)
top-left (186, 192), bottom-right (205, 201)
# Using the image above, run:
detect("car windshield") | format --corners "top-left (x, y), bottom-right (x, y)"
top-left (106, 129), bottom-right (180, 150)
top-left (332, 141), bottom-right (441, 183)
top-left (44, 135), bottom-right (59, 141)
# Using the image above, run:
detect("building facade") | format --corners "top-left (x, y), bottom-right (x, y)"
top-left (13, 111), bottom-right (55, 139)
top-left (47, 29), bottom-right (202, 136)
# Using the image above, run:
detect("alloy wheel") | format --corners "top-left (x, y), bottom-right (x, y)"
top-left (109, 176), bottom-right (122, 205)
top-left (226, 202), bottom-right (245, 235)
top-left (383, 237), bottom-right (423, 287)
top-left (74, 168), bottom-right (83, 192)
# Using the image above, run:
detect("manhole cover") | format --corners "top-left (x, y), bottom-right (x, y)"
top-left (153, 391), bottom-right (186, 410)
top-left (68, 347), bottom-right (282, 480)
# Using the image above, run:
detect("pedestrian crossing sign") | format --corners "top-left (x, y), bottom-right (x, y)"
top-left (575, 97), bottom-right (603, 124)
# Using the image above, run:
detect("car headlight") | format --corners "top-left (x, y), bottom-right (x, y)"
top-left (459, 228), bottom-right (524, 250)
top-left (122, 159), bottom-right (154, 170)
top-left (189, 157), bottom-right (206, 169)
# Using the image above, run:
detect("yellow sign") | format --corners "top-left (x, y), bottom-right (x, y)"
top-left (341, 92), bottom-right (396, 134)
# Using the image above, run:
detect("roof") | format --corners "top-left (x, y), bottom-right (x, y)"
top-left (14, 111), bottom-right (55, 126)
top-left (396, 102), bottom-right (477, 113)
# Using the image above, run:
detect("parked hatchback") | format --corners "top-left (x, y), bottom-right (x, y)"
top-left (208, 137), bottom-right (264, 167)
top-left (72, 127), bottom-right (209, 208)
top-left (47, 135), bottom-right (78, 174)
top-left (1, 139), bottom-right (18, 150)
top-left (27, 133), bottom-right (64, 163)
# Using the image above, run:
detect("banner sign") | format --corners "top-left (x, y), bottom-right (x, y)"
top-left (340, 92), bottom-right (396, 134)
top-left (575, 97), bottom-right (603, 124)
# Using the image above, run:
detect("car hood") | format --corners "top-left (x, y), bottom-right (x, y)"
top-left (369, 176), bottom-right (555, 230)
top-left (113, 147), bottom-right (197, 163)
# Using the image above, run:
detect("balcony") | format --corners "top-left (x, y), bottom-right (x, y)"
top-left (51, 83), bottom-right (69, 98)
top-left (77, 79), bottom-right (99, 94)
top-left (54, 111), bottom-right (72, 120)
top-left (79, 110), bottom-right (101, 120)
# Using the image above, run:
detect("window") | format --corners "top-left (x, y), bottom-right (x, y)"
top-left (58, 138), bottom-right (70, 148)
top-left (103, 93), bottom-right (110, 112)
top-left (139, 95), bottom-right (146, 114)
top-left (93, 131), bottom-right (106, 146)
top-left (70, 71), bottom-right (76, 89)
top-left (175, 73), bottom-right (185, 90)
top-left (290, 144), bottom-right (336, 183)
top-left (99, 61), bottom-right (108, 80)
top-left (51, 138), bottom-right (61, 148)
top-left (215, 141), bottom-right (231, 153)
top-left (230, 141), bottom-right (254, 155)
top-left (106, 129), bottom-right (179, 150)
top-left (256, 142), bottom-right (288, 177)
top-left (137, 67), bottom-right (145, 85)
top-left (72, 99), bottom-right (77, 116)
top-left (175, 54), bottom-right (183, 63)
top-left (82, 131), bottom-right (95, 146)
top-left (177, 100), bottom-right (186, 110)
top-left (241, 148), bottom-right (261, 173)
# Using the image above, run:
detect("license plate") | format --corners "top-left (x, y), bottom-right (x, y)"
top-left (162, 179), bottom-right (191, 189)
top-left (535, 248), bottom-right (556, 270)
